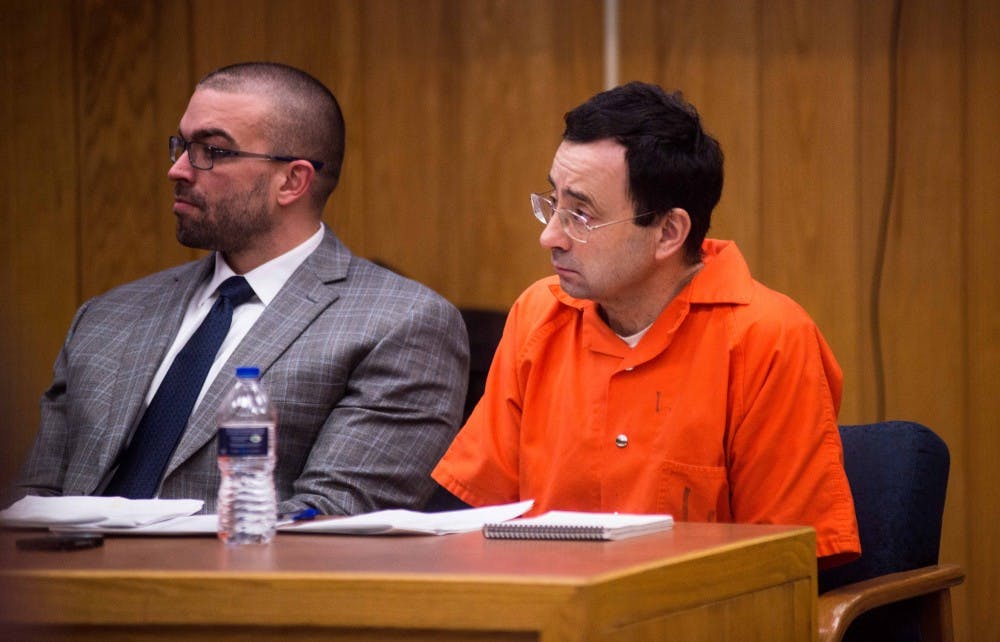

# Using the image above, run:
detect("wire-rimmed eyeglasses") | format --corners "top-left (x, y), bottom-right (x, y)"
top-left (169, 136), bottom-right (325, 171)
top-left (530, 191), bottom-right (659, 244)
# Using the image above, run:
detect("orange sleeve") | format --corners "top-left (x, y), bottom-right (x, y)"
top-left (727, 299), bottom-right (860, 564)
top-left (432, 296), bottom-right (528, 507)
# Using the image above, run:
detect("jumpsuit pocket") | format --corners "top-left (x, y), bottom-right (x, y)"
top-left (657, 459), bottom-right (730, 522)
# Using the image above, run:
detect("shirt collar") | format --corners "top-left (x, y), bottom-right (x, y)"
top-left (200, 224), bottom-right (325, 307)
top-left (684, 238), bottom-right (754, 305)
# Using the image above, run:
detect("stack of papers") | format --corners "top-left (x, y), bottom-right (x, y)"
top-left (279, 500), bottom-right (534, 535)
top-left (0, 496), bottom-right (204, 530)
top-left (0, 496), bottom-right (535, 537)
top-left (2, 499), bottom-right (672, 542)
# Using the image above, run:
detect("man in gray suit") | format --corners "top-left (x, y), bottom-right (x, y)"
top-left (12, 62), bottom-right (469, 515)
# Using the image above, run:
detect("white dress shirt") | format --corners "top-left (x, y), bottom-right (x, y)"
top-left (144, 225), bottom-right (325, 410)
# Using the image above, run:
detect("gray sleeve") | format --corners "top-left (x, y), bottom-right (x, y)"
top-left (280, 292), bottom-right (469, 515)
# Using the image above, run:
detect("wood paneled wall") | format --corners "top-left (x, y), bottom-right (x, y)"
top-left (1, 2), bottom-right (995, 639)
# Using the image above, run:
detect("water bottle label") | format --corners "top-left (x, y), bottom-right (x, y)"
top-left (218, 426), bottom-right (269, 457)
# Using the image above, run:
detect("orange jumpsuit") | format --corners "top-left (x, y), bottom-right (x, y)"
top-left (433, 240), bottom-right (860, 566)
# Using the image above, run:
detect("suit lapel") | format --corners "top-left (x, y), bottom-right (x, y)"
top-left (96, 258), bottom-right (213, 478)
top-left (167, 228), bottom-right (350, 473)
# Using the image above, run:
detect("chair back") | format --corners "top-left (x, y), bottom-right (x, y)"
top-left (423, 308), bottom-right (506, 513)
top-left (819, 421), bottom-right (950, 641)
top-left (459, 308), bottom-right (507, 422)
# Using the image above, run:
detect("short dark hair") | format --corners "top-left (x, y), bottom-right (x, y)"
top-left (198, 62), bottom-right (346, 207)
top-left (563, 82), bottom-right (723, 264)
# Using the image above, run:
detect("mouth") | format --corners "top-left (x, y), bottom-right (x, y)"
top-left (172, 199), bottom-right (197, 216)
top-left (173, 189), bottom-right (203, 214)
top-left (551, 262), bottom-right (577, 278)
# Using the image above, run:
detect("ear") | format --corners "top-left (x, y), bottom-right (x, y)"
top-left (653, 208), bottom-right (691, 261)
top-left (275, 160), bottom-right (316, 207)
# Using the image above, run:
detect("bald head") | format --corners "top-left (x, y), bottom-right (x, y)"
top-left (198, 62), bottom-right (346, 207)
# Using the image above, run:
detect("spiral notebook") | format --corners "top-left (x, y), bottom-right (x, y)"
top-left (482, 511), bottom-right (673, 541)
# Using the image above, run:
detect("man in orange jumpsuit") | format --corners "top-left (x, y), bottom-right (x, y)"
top-left (433, 82), bottom-right (860, 567)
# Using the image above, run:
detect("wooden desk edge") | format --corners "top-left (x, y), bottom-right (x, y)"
top-left (0, 525), bottom-right (818, 640)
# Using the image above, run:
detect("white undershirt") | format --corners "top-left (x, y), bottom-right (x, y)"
top-left (617, 323), bottom-right (653, 348)
top-left (144, 225), bottom-right (325, 410)
top-left (614, 263), bottom-right (703, 348)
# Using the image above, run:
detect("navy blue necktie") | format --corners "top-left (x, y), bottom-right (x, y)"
top-left (104, 276), bottom-right (256, 498)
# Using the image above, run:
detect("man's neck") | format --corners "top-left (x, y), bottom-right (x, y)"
top-left (600, 261), bottom-right (703, 336)
top-left (223, 219), bottom-right (324, 275)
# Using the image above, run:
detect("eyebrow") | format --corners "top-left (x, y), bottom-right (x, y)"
top-left (547, 174), bottom-right (596, 208)
top-left (181, 127), bottom-right (237, 145)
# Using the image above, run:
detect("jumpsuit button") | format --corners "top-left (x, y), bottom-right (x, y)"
top-left (615, 434), bottom-right (629, 448)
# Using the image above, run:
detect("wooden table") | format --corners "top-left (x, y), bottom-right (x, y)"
top-left (0, 522), bottom-right (817, 641)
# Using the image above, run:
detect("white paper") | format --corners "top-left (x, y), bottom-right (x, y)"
top-left (0, 495), bottom-right (204, 529)
top-left (54, 514), bottom-right (219, 535)
top-left (279, 500), bottom-right (535, 536)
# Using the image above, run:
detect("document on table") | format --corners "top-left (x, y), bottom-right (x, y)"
top-left (68, 500), bottom-right (536, 536)
top-left (0, 496), bottom-right (204, 529)
top-left (2, 499), bottom-right (536, 537)
top-left (279, 500), bottom-right (535, 536)
top-left (59, 500), bottom-right (533, 535)
top-left (54, 514), bottom-right (219, 535)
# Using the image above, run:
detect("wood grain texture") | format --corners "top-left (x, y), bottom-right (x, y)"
top-left (0, 524), bottom-right (816, 641)
top-left (758, 0), bottom-right (864, 420)
top-left (963, 1), bottom-right (1000, 640)
top-left (446, 0), bottom-right (604, 308)
top-left (0, 2), bottom-right (79, 489)
top-left (882, 7), bottom-right (969, 636)
top-left (357, 0), bottom-right (459, 291)
top-left (881, 0), bottom-right (965, 463)
top-left (75, 0), bottom-right (197, 300)
top-left (619, 0), bottom-right (761, 266)
top-left (355, 0), bottom-right (603, 307)
top-left (857, 0), bottom-right (896, 424)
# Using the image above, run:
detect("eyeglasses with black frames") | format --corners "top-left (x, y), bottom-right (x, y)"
top-left (530, 191), bottom-right (658, 244)
top-left (168, 136), bottom-right (325, 171)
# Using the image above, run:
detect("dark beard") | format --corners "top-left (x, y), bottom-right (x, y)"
top-left (175, 176), bottom-right (274, 254)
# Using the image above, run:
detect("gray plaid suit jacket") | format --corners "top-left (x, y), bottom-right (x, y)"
top-left (14, 226), bottom-right (470, 514)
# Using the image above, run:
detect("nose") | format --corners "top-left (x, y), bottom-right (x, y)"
top-left (167, 150), bottom-right (194, 182)
top-left (539, 214), bottom-right (571, 251)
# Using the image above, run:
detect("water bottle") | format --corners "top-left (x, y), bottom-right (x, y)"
top-left (216, 366), bottom-right (277, 545)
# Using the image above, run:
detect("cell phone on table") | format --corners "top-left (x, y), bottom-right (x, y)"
top-left (15, 533), bottom-right (104, 551)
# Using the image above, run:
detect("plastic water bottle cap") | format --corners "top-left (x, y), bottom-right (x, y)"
top-left (235, 366), bottom-right (260, 379)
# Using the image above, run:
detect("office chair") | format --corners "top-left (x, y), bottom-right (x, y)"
top-left (423, 307), bottom-right (507, 512)
top-left (457, 308), bottom-right (508, 423)
top-left (818, 421), bottom-right (965, 642)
